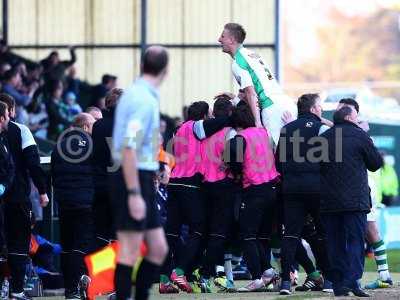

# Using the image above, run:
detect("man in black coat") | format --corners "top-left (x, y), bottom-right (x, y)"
top-left (277, 94), bottom-right (331, 295)
top-left (91, 88), bottom-right (122, 250)
top-left (0, 102), bottom-right (14, 265)
top-left (320, 106), bottom-right (383, 297)
top-left (0, 102), bottom-right (14, 199)
top-left (51, 112), bottom-right (96, 299)
top-left (0, 94), bottom-right (48, 300)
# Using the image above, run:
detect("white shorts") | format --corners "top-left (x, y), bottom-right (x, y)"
top-left (367, 174), bottom-right (378, 222)
top-left (367, 205), bottom-right (377, 222)
top-left (261, 96), bottom-right (297, 147)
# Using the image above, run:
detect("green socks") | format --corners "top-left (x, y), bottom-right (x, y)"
top-left (372, 240), bottom-right (389, 272)
top-left (309, 271), bottom-right (321, 280)
top-left (160, 274), bottom-right (170, 284)
top-left (174, 267), bottom-right (185, 276)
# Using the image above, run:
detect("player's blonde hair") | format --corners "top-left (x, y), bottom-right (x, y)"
top-left (224, 23), bottom-right (246, 44)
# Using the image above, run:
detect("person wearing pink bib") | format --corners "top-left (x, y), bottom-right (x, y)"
top-left (225, 105), bottom-right (280, 292)
top-left (195, 98), bottom-right (237, 292)
top-left (163, 101), bottom-right (209, 293)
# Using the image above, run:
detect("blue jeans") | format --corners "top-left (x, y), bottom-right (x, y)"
top-left (322, 212), bottom-right (367, 294)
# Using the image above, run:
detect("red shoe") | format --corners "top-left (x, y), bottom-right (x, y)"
top-left (159, 282), bottom-right (179, 294)
top-left (170, 270), bottom-right (193, 293)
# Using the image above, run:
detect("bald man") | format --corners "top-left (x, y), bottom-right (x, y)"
top-left (74, 112), bottom-right (96, 134)
top-left (86, 106), bottom-right (103, 121)
top-left (51, 112), bottom-right (95, 299)
top-left (112, 45), bottom-right (169, 300)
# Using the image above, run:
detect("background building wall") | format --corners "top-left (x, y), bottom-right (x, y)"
top-left (5, 0), bottom-right (276, 117)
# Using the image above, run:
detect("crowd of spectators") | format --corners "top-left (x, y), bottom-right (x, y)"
top-left (0, 40), bottom-right (127, 142)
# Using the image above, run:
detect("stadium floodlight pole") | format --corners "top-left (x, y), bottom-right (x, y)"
top-left (2, 0), bottom-right (8, 44)
top-left (140, 0), bottom-right (147, 58)
top-left (274, 0), bottom-right (281, 83)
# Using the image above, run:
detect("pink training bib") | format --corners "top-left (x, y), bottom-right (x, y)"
top-left (170, 120), bottom-right (202, 179)
top-left (239, 127), bottom-right (279, 188)
top-left (200, 127), bottom-right (230, 183)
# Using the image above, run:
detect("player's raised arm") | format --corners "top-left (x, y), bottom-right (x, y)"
top-left (243, 86), bottom-right (262, 128)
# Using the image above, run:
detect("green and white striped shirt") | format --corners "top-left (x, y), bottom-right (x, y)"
top-left (232, 46), bottom-right (284, 110)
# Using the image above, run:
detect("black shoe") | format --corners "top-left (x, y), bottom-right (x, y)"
top-left (334, 290), bottom-right (350, 296)
top-left (295, 276), bottom-right (324, 291)
top-left (352, 288), bottom-right (370, 297)
top-left (343, 286), bottom-right (370, 297)
top-left (65, 292), bottom-right (81, 300)
top-left (232, 263), bottom-right (252, 280)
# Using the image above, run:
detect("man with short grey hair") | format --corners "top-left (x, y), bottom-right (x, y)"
top-left (336, 98), bottom-right (393, 290)
top-left (320, 106), bottom-right (383, 297)
top-left (112, 46), bottom-right (169, 300)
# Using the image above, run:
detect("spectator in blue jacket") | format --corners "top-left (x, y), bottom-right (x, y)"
top-left (2, 68), bottom-right (38, 124)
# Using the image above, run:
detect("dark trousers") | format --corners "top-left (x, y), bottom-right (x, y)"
top-left (201, 180), bottom-right (235, 278)
top-left (302, 216), bottom-right (328, 275)
top-left (93, 187), bottom-right (115, 250)
top-left (4, 202), bottom-right (32, 293)
top-left (59, 207), bottom-right (94, 295)
top-left (322, 212), bottom-right (367, 294)
top-left (239, 182), bottom-right (276, 279)
top-left (281, 193), bottom-right (328, 281)
top-left (165, 184), bottom-right (206, 274)
top-left (0, 202), bottom-right (5, 255)
top-left (0, 202), bottom-right (5, 282)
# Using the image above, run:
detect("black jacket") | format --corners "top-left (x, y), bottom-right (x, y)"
top-left (320, 121), bottom-right (383, 213)
top-left (51, 128), bottom-right (94, 209)
top-left (91, 108), bottom-right (114, 191)
top-left (277, 113), bottom-right (324, 194)
top-left (46, 98), bottom-right (71, 141)
top-left (0, 50), bottom-right (37, 69)
top-left (0, 133), bottom-right (14, 197)
top-left (90, 84), bottom-right (108, 107)
top-left (5, 121), bottom-right (47, 203)
top-left (41, 48), bottom-right (77, 82)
